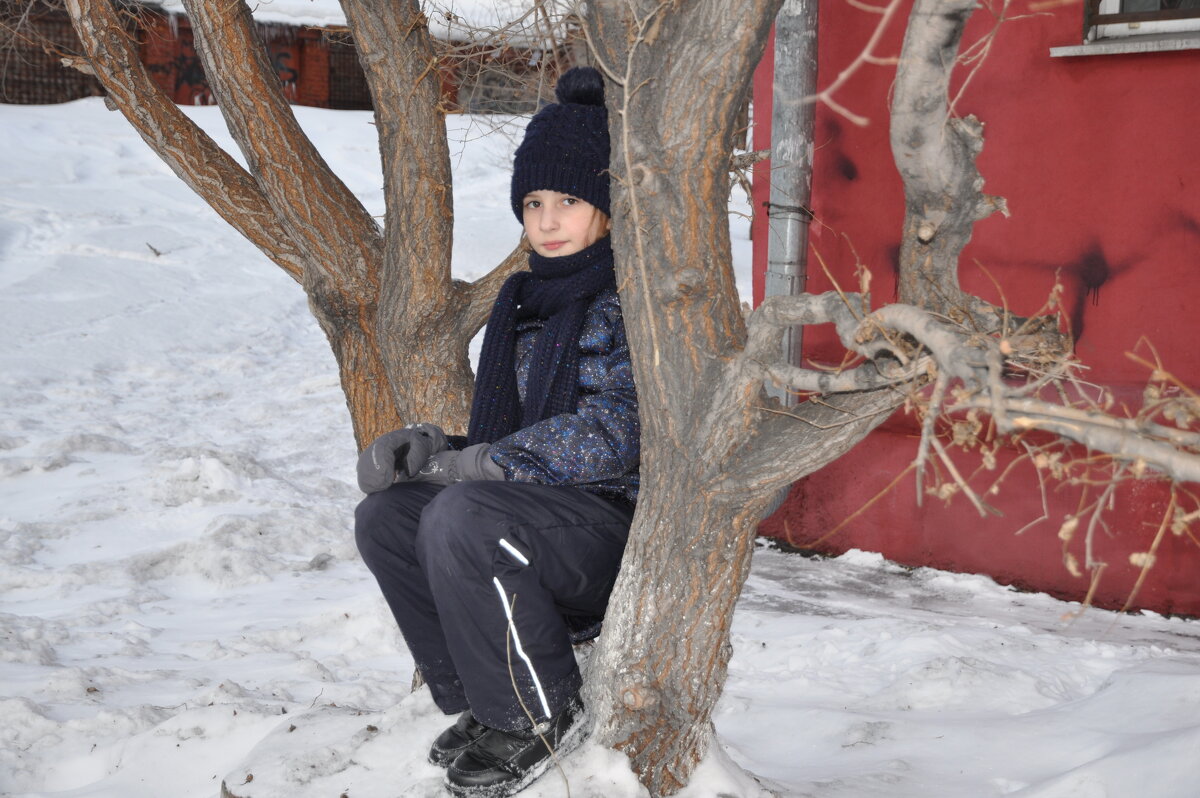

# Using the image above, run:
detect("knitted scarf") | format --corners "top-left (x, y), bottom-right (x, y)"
top-left (467, 237), bottom-right (616, 446)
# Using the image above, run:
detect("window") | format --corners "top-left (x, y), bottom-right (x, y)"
top-left (1051, 0), bottom-right (1200, 55)
top-left (1088, 0), bottom-right (1200, 40)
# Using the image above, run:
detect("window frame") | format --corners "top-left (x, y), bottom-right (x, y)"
top-left (1088, 0), bottom-right (1200, 41)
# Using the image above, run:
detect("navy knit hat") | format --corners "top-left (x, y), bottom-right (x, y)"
top-left (510, 66), bottom-right (610, 221)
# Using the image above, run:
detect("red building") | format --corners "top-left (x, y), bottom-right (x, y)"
top-left (753, 0), bottom-right (1200, 614)
top-left (2, 3), bottom-right (571, 112)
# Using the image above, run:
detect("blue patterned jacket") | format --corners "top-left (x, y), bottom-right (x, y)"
top-left (487, 286), bottom-right (640, 504)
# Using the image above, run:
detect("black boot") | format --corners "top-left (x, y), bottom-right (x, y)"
top-left (445, 694), bottom-right (586, 797)
top-left (429, 710), bottom-right (489, 767)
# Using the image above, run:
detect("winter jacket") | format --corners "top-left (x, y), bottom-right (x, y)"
top-left (487, 286), bottom-right (640, 504)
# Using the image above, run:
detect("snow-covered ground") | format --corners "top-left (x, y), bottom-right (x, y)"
top-left (2, 99), bottom-right (1199, 798)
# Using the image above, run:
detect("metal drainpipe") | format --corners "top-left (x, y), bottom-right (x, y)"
top-left (765, 0), bottom-right (819, 405)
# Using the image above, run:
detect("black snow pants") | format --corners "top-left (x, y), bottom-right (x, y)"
top-left (355, 480), bottom-right (634, 731)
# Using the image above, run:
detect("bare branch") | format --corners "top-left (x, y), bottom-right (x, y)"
top-left (459, 241), bottom-right (530, 337)
top-left (855, 300), bottom-right (1200, 484)
top-left (762, 357), bottom-right (926, 394)
top-left (63, 0), bottom-right (306, 282)
top-left (930, 434), bottom-right (998, 516)
top-left (808, 0), bottom-right (904, 126)
top-left (914, 371), bottom-right (949, 505)
top-left (1119, 490), bottom-right (1175, 612)
top-left (735, 387), bottom-right (904, 495)
top-left (183, 0), bottom-right (382, 281)
top-left (746, 291), bottom-right (870, 359)
top-left (977, 398), bottom-right (1200, 484)
top-left (339, 0), bottom-right (454, 300)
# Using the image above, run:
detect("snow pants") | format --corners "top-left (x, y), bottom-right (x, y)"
top-left (354, 480), bottom-right (634, 731)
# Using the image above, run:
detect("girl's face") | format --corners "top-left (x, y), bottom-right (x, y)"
top-left (521, 190), bottom-right (611, 258)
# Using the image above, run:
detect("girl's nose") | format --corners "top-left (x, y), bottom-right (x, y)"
top-left (539, 207), bottom-right (559, 230)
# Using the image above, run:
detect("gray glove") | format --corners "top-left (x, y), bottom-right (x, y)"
top-left (412, 443), bottom-right (506, 487)
top-left (356, 424), bottom-right (449, 493)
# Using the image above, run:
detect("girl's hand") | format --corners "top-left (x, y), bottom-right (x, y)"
top-left (412, 444), bottom-right (506, 486)
top-left (355, 424), bottom-right (448, 493)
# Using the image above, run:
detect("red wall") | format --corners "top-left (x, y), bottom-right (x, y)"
top-left (755, 2), bottom-right (1200, 614)
top-left (139, 14), bottom-right (332, 107)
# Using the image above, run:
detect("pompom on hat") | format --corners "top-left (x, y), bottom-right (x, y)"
top-left (510, 66), bottom-right (610, 221)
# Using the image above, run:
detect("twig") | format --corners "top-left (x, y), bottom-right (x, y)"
top-left (931, 435), bottom-right (997, 517)
top-left (804, 463), bottom-right (917, 549)
top-left (1012, 440), bottom-right (1050, 536)
top-left (808, 0), bottom-right (905, 127)
top-left (1118, 490), bottom-right (1175, 615)
top-left (914, 372), bottom-right (949, 506)
top-left (503, 592), bottom-right (572, 797)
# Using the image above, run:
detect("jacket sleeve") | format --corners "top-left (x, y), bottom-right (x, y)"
top-left (488, 300), bottom-right (640, 486)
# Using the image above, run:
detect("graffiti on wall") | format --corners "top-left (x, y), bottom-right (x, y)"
top-left (269, 45), bottom-right (299, 102)
top-left (172, 40), bottom-right (212, 105)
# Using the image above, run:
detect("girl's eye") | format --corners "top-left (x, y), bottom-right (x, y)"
top-left (562, 197), bottom-right (578, 206)
top-left (525, 200), bottom-right (540, 209)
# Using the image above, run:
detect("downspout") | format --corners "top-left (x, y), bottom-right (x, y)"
top-left (765, 0), bottom-right (819, 405)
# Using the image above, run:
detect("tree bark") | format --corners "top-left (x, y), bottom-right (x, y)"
top-left (180, 0), bottom-right (408, 446)
top-left (340, 0), bottom-right (475, 434)
top-left (890, 0), bottom-right (1008, 326)
top-left (584, 2), bottom-right (902, 793)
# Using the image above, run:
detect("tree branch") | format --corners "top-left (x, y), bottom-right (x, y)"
top-left (716, 387), bottom-right (904, 497)
top-left (866, 303), bottom-right (996, 383)
top-left (339, 0), bottom-right (454, 302)
top-left (745, 292), bottom-right (929, 393)
top-left (746, 291), bottom-right (870, 360)
top-left (968, 397), bottom-right (1200, 484)
top-left (459, 242), bottom-right (530, 337)
top-left (64, 0), bottom-right (306, 282)
top-left (860, 302), bottom-right (1200, 486)
top-left (890, 0), bottom-right (1010, 324)
top-left (182, 0), bottom-right (382, 281)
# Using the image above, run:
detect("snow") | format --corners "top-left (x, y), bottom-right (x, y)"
top-left (149, 0), bottom-right (568, 44)
top-left (2, 97), bottom-right (1199, 798)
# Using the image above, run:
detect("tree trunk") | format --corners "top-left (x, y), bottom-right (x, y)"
top-left (339, 0), bottom-right (484, 436)
top-left (584, 2), bottom-right (905, 793)
top-left (590, 480), bottom-right (761, 794)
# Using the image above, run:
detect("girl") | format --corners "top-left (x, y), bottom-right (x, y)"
top-left (354, 67), bottom-right (638, 797)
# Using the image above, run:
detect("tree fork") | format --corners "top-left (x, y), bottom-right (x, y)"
top-left (338, 0), bottom-right (529, 435)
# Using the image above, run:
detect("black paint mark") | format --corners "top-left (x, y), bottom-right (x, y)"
top-left (1065, 243), bottom-right (1116, 342)
top-left (887, 243), bottom-right (902, 299)
top-left (1173, 211), bottom-right (1200, 239)
top-left (1078, 245), bottom-right (1109, 306)
top-left (272, 50), bottom-right (299, 84)
top-left (835, 153), bottom-right (859, 182)
top-left (174, 51), bottom-right (207, 95)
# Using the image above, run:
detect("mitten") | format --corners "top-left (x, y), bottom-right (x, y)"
top-left (412, 443), bottom-right (506, 487)
top-left (356, 424), bottom-right (449, 493)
